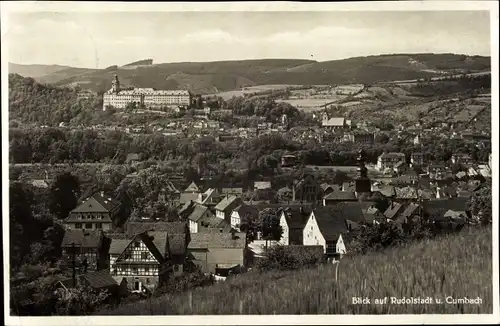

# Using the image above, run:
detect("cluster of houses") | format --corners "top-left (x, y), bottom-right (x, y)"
top-left (51, 149), bottom-right (489, 298)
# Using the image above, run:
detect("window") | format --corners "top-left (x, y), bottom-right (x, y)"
top-left (96, 223), bottom-right (102, 229)
top-left (145, 266), bottom-right (150, 275)
top-left (85, 223), bottom-right (93, 229)
top-left (132, 267), bottom-right (138, 274)
top-left (75, 223), bottom-right (82, 229)
top-left (134, 242), bottom-right (141, 248)
top-left (174, 265), bottom-right (180, 272)
top-left (141, 252), bottom-right (149, 260)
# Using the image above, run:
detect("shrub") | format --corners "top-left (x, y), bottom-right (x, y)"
top-left (256, 245), bottom-right (324, 271)
top-left (153, 269), bottom-right (215, 297)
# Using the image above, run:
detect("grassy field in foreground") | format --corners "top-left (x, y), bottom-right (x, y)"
top-left (100, 227), bottom-right (492, 315)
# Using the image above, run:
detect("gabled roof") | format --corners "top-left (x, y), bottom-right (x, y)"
top-left (400, 203), bottom-right (420, 219)
top-left (80, 270), bottom-right (118, 289)
top-left (322, 117), bottom-right (345, 127)
top-left (423, 198), bottom-right (469, 218)
top-left (254, 181), bottom-right (272, 190)
top-left (187, 204), bottom-right (211, 222)
top-left (280, 206), bottom-right (311, 229)
top-left (180, 192), bottom-right (200, 205)
top-left (188, 232), bottom-right (246, 249)
top-left (443, 210), bottom-right (468, 219)
top-left (383, 202), bottom-right (404, 219)
top-left (116, 232), bottom-right (165, 263)
top-left (184, 181), bottom-right (200, 193)
top-left (125, 221), bottom-right (188, 238)
top-left (232, 204), bottom-right (259, 217)
top-left (324, 191), bottom-right (357, 201)
top-left (61, 230), bottom-right (103, 248)
top-left (214, 195), bottom-right (241, 212)
top-left (70, 192), bottom-right (120, 215)
top-left (311, 207), bottom-right (350, 241)
top-left (109, 238), bottom-right (132, 255)
top-left (395, 187), bottom-right (418, 199)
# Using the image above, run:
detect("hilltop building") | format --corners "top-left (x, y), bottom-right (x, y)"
top-left (103, 75), bottom-right (193, 110)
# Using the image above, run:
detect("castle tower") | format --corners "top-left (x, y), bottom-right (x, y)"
top-left (111, 74), bottom-right (120, 94)
top-left (355, 149), bottom-right (372, 196)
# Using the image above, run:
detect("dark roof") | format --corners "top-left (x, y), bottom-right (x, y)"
top-left (188, 232), bottom-right (246, 249)
top-left (187, 204), bottom-right (211, 222)
top-left (400, 203), bottom-right (420, 219)
top-left (324, 191), bottom-right (357, 201)
top-left (199, 214), bottom-right (228, 229)
top-left (184, 181), bottom-right (200, 192)
top-left (69, 192), bottom-right (120, 216)
top-left (61, 230), bottom-right (103, 248)
top-left (80, 270), bottom-right (118, 289)
top-left (311, 207), bottom-right (349, 241)
top-left (125, 221), bottom-right (188, 238)
top-left (109, 238), bottom-right (132, 255)
top-left (180, 192), bottom-right (200, 204)
top-left (384, 202), bottom-right (404, 219)
top-left (233, 204), bottom-right (259, 217)
top-left (280, 206), bottom-right (311, 229)
top-left (423, 198), bottom-right (469, 218)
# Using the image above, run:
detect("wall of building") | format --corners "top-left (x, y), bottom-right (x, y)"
top-left (302, 212), bottom-right (326, 253)
top-left (279, 213), bottom-right (289, 245)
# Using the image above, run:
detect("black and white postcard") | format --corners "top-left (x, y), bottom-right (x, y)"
top-left (2, 1), bottom-right (498, 325)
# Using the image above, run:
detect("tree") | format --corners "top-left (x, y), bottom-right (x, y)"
top-left (468, 184), bottom-right (492, 225)
top-left (49, 172), bottom-right (81, 220)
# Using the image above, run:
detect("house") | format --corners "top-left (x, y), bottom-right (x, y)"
top-left (184, 181), bottom-right (201, 193)
top-left (61, 229), bottom-right (107, 271)
top-left (451, 153), bottom-right (474, 166)
top-left (394, 186), bottom-right (418, 200)
top-left (292, 175), bottom-right (322, 203)
top-left (198, 215), bottom-right (231, 233)
top-left (187, 232), bottom-right (247, 274)
top-left (303, 203), bottom-right (366, 258)
top-left (254, 181), bottom-right (272, 191)
top-left (377, 153), bottom-right (406, 171)
top-left (321, 113), bottom-right (348, 130)
top-left (179, 192), bottom-right (201, 205)
top-left (230, 204), bottom-right (259, 230)
top-left (185, 203), bottom-right (215, 234)
top-left (64, 192), bottom-right (121, 231)
top-left (443, 210), bottom-right (468, 223)
top-left (320, 183), bottom-right (340, 196)
top-left (278, 206), bottom-right (311, 245)
top-left (344, 132), bottom-right (375, 145)
top-left (428, 164), bottom-right (449, 180)
top-left (396, 203), bottom-right (421, 224)
top-left (220, 187), bottom-right (244, 197)
top-left (423, 198), bottom-right (470, 222)
top-left (383, 202), bottom-right (404, 221)
top-left (393, 161), bottom-right (409, 175)
top-left (196, 188), bottom-right (221, 206)
top-left (323, 191), bottom-right (357, 205)
top-left (54, 270), bottom-right (121, 298)
top-left (281, 154), bottom-right (298, 167)
top-left (110, 232), bottom-right (175, 293)
top-left (362, 205), bottom-right (385, 224)
top-left (125, 153), bottom-right (142, 166)
top-left (410, 152), bottom-right (424, 167)
top-left (214, 196), bottom-right (243, 223)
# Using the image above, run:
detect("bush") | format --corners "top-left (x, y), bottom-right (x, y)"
top-left (256, 245), bottom-right (324, 271)
top-left (153, 269), bottom-right (215, 297)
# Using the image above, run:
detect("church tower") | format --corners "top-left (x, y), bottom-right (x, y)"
top-left (355, 149), bottom-right (372, 197)
top-left (111, 74), bottom-right (120, 94)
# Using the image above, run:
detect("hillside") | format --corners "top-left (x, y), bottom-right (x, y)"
top-left (8, 63), bottom-right (73, 79)
top-left (8, 74), bottom-right (100, 126)
top-left (10, 53), bottom-right (490, 94)
top-left (100, 226), bottom-right (492, 315)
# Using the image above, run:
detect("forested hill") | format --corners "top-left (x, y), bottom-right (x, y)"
top-left (9, 53), bottom-right (491, 94)
top-left (8, 73), bottom-right (101, 126)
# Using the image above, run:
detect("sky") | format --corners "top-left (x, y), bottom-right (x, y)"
top-left (5, 10), bottom-right (492, 68)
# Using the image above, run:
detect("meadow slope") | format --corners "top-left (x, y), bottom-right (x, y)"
top-left (100, 226), bottom-right (492, 315)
